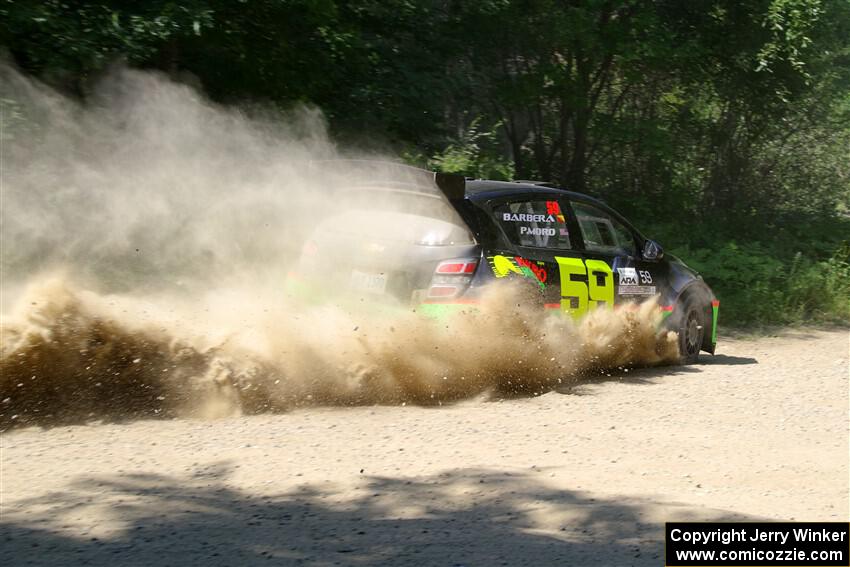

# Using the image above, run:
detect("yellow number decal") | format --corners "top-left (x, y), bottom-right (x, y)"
top-left (555, 257), bottom-right (588, 318)
top-left (586, 259), bottom-right (614, 309)
top-left (554, 257), bottom-right (615, 318)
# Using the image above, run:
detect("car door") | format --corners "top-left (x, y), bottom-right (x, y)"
top-left (567, 199), bottom-right (667, 310)
top-left (482, 195), bottom-right (581, 308)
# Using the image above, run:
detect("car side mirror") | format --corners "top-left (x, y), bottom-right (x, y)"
top-left (643, 239), bottom-right (664, 261)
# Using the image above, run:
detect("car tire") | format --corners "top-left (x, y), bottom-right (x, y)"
top-left (678, 296), bottom-right (705, 364)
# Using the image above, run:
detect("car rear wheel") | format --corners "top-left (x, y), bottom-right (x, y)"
top-left (678, 296), bottom-right (705, 364)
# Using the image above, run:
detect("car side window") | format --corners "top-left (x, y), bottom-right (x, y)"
top-left (493, 199), bottom-right (572, 249)
top-left (571, 201), bottom-right (637, 256)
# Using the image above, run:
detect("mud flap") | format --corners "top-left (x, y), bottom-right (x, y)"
top-left (705, 299), bottom-right (720, 354)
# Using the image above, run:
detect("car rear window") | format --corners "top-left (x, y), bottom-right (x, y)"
top-left (334, 187), bottom-right (475, 245)
top-left (493, 200), bottom-right (572, 249)
top-left (341, 187), bottom-right (458, 220)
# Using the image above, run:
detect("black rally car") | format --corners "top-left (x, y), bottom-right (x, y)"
top-left (294, 162), bottom-right (718, 362)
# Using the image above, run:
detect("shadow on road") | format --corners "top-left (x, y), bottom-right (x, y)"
top-left (557, 352), bottom-right (758, 394)
top-left (1, 467), bottom-right (761, 567)
top-left (698, 354), bottom-right (758, 366)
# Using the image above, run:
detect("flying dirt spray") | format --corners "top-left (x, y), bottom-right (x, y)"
top-left (0, 65), bottom-right (678, 429)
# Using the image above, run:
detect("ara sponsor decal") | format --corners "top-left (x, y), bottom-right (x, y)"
top-left (616, 267), bottom-right (655, 295)
top-left (617, 267), bottom-right (639, 286)
top-left (488, 255), bottom-right (547, 289)
top-left (520, 226), bottom-right (556, 236)
top-left (619, 285), bottom-right (656, 295)
top-left (502, 212), bottom-right (557, 223)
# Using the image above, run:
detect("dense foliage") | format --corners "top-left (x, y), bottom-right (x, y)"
top-left (2, 0), bottom-right (848, 326)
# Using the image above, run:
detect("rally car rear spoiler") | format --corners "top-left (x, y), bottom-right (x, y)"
top-left (434, 171), bottom-right (466, 201)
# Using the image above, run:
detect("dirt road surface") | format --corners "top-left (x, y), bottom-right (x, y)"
top-left (1, 328), bottom-right (847, 566)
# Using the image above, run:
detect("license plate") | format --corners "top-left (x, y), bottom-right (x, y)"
top-left (349, 270), bottom-right (387, 294)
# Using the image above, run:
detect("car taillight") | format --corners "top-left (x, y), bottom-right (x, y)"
top-left (435, 260), bottom-right (478, 274)
top-left (428, 286), bottom-right (458, 297)
top-left (427, 258), bottom-right (479, 299)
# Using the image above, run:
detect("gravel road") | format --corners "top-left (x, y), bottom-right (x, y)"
top-left (1, 328), bottom-right (847, 566)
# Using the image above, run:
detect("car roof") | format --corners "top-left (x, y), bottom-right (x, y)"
top-left (308, 161), bottom-right (644, 239)
top-left (464, 179), bottom-right (607, 207)
top-left (309, 161), bottom-right (606, 206)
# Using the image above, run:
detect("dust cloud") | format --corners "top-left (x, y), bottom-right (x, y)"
top-left (0, 64), bottom-right (678, 429)
top-left (0, 276), bottom-right (678, 428)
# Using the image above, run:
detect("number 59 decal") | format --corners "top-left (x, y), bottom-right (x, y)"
top-left (554, 257), bottom-right (614, 318)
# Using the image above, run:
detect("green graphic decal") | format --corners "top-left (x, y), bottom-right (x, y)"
top-left (711, 300), bottom-right (720, 344)
top-left (487, 255), bottom-right (547, 289)
top-left (417, 303), bottom-right (476, 320)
